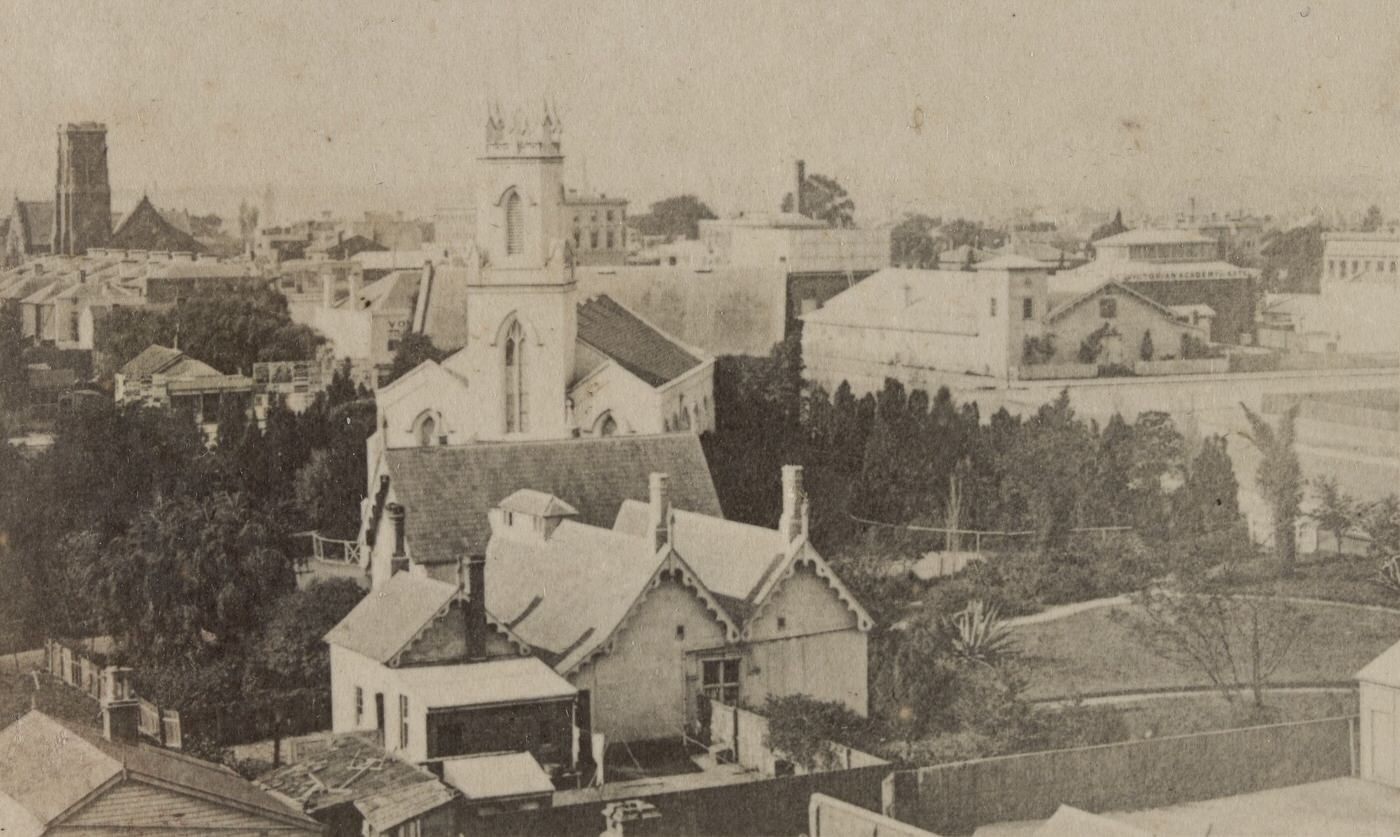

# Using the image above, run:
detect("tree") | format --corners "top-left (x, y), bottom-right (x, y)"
top-left (293, 398), bottom-right (375, 538)
top-left (630, 195), bottom-right (716, 241)
top-left (1177, 435), bottom-right (1242, 538)
top-left (938, 218), bottom-right (1001, 250)
top-left (0, 306), bottom-right (27, 409)
top-left (382, 332), bottom-right (450, 386)
top-left (1124, 588), bottom-right (1313, 707)
top-left (1077, 323), bottom-right (1113, 364)
top-left (1240, 404), bottom-right (1304, 574)
top-left (1310, 476), bottom-right (1359, 557)
top-left (257, 580), bottom-right (365, 691)
top-left (890, 213), bottom-right (939, 267)
top-left (783, 173), bottom-right (855, 229)
top-left (1361, 204), bottom-right (1385, 232)
top-left (82, 491), bottom-right (296, 663)
top-left (1090, 209), bottom-right (1128, 242)
top-left (1139, 329), bottom-right (1154, 361)
top-left (238, 200), bottom-right (259, 245)
top-left (1365, 495), bottom-right (1400, 560)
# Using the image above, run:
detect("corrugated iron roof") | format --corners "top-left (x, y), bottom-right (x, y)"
top-left (441, 751), bottom-right (555, 801)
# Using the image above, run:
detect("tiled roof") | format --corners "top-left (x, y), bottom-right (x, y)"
top-left (325, 573), bottom-right (455, 663)
top-left (576, 294), bottom-right (705, 387)
top-left (383, 433), bottom-right (720, 564)
top-left (0, 711), bottom-right (318, 832)
top-left (118, 344), bottom-right (185, 378)
top-left (258, 731), bottom-right (450, 817)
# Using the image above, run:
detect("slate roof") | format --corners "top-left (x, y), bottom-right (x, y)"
top-left (0, 711), bottom-right (318, 833)
top-left (324, 572), bottom-right (455, 663)
top-left (118, 344), bottom-right (186, 378)
top-left (110, 196), bottom-right (205, 253)
top-left (13, 201), bottom-right (54, 251)
top-left (382, 433), bottom-right (720, 563)
top-left (258, 731), bottom-right (452, 818)
top-left (576, 294), bottom-right (705, 387)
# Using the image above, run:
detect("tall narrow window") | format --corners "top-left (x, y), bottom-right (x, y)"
top-left (416, 415), bottom-right (436, 447)
top-left (504, 321), bottom-right (527, 433)
top-left (505, 192), bottom-right (523, 256)
top-left (398, 694), bottom-right (409, 750)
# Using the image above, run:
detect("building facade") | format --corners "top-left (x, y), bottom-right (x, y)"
top-left (563, 189), bottom-right (629, 266)
top-left (52, 122), bottom-right (112, 257)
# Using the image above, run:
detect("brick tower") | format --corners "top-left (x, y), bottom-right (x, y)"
top-left (52, 122), bottom-right (112, 256)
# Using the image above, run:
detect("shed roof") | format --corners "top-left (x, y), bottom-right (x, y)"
top-left (258, 731), bottom-right (450, 818)
top-left (355, 780), bottom-right (457, 832)
top-left (382, 433), bottom-right (720, 564)
top-left (0, 711), bottom-right (318, 832)
top-left (393, 656), bottom-right (576, 709)
top-left (441, 752), bottom-right (556, 801)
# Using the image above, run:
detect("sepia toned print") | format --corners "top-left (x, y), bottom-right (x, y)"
top-left (1, 1), bottom-right (1398, 835)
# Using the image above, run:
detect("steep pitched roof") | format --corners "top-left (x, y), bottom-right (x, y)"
top-left (258, 731), bottom-right (451, 818)
top-left (614, 502), bottom-right (786, 602)
top-left (1045, 279), bottom-right (1201, 327)
top-left (576, 294), bottom-right (706, 387)
top-left (324, 572), bottom-right (457, 663)
top-left (13, 201), bottom-right (54, 251)
top-left (110, 196), bottom-right (205, 253)
top-left (383, 433), bottom-right (720, 564)
top-left (0, 711), bottom-right (319, 832)
top-left (499, 488), bottom-right (578, 518)
top-left (118, 344), bottom-right (186, 378)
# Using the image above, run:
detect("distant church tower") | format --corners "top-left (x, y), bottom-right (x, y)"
top-left (442, 101), bottom-right (577, 440)
top-left (52, 122), bottom-right (112, 256)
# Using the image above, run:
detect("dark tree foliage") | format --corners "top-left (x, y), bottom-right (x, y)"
top-left (890, 213), bottom-right (940, 267)
top-left (382, 332), bottom-right (450, 387)
top-left (629, 195), bottom-right (717, 241)
top-left (1258, 222), bottom-right (1325, 294)
top-left (1240, 404), bottom-right (1303, 574)
top-left (1090, 209), bottom-right (1129, 242)
top-left (95, 288), bottom-right (323, 377)
top-left (938, 219), bottom-right (1005, 250)
top-left (255, 579), bottom-right (365, 691)
top-left (783, 173), bottom-right (856, 229)
top-left (0, 306), bottom-right (27, 408)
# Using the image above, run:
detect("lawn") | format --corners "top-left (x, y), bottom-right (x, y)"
top-left (1017, 600), bottom-right (1400, 700)
top-left (1211, 553), bottom-right (1400, 609)
top-left (1101, 691), bottom-right (1358, 741)
top-left (0, 652), bottom-right (101, 730)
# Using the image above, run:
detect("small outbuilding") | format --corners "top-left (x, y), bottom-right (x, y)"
top-left (1357, 639), bottom-right (1400, 786)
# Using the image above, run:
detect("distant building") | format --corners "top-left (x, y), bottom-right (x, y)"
top-left (1091, 228), bottom-right (1220, 263)
top-left (4, 198), bottom-right (55, 266)
top-left (109, 195), bottom-right (205, 253)
top-left (1266, 231), bottom-right (1400, 354)
top-left (351, 210), bottom-right (431, 252)
top-left (296, 267), bottom-right (418, 384)
top-left (52, 122), bottom-right (113, 257)
top-left (115, 344), bottom-right (252, 440)
top-left (432, 205), bottom-right (476, 250)
top-left (563, 189), bottom-right (628, 266)
top-left (0, 698), bottom-right (320, 835)
top-left (802, 258), bottom-right (1208, 395)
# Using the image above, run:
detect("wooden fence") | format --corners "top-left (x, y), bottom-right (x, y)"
top-left (44, 638), bottom-right (183, 750)
top-left (882, 715), bottom-right (1357, 836)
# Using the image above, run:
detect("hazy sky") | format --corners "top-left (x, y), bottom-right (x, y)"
top-left (3, 0), bottom-right (1398, 224)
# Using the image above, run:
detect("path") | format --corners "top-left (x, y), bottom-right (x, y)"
top-left (1005, 590), bottom-right (1400, 629)
top-left (1030, 684), bottom-right (1356, 707)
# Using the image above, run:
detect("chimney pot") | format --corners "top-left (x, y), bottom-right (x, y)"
top-left (779, 465), bottom-right (807, 542)
top-left (648, 473), bottom-right (670, 552)
top-left (388, 503), bottom-right (408, 574)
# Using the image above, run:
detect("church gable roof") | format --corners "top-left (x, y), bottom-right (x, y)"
top-left (110, 196), bottom-right (205, 253)
top-left (13, 201), bottom-right (54, 251)
top-left (576, 294), bottom-right (705, 387)
top-left (382, 433), bottom-right (721, 565)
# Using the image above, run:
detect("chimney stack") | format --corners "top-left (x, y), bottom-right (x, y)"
top-left (100, 666), bottom-right (139, 744)
top-left (464, 554), bottom-right (488, 660)
top-left (778, 465), bottom-right (808, 542)
top-left (794, 159), bottom-right (806, 217)
top-left (388, 503), bottom-right (408, 575)
top-left (648, 473), bottom-right (670, 552)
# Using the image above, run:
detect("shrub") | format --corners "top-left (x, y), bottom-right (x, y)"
top-left (762, 694), bottom-right (883, 772)
top-left (944, 600), bottom-right (1016, 664)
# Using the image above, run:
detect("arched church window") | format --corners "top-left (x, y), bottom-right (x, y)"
top-left (504, 321), bottom-right (527, 433)
top-left (416, 414), bottom-right (437, 447)
top-left (600, 414), bottom-right (618, 436)
top-left (505, 192), bottom-right (523, 256)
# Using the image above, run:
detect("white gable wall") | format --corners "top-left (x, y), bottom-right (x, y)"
top-left (743, 563), bottom-right (868, 715)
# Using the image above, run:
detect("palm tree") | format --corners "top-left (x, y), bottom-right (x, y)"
top-left (1239, 404), bottom-right (1303, 575)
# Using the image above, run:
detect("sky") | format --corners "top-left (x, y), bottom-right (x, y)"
top-left (2, 0), bottom-right (1399, 225)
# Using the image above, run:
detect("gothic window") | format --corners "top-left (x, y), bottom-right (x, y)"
top-left (505, 191), bottom-right (523, 256)
top-left (416, 414), bottom-right (437, 447)
top-left (600, 414), bottom-right (618, 436)
top-left (504, 321), bottom-right (527, 433)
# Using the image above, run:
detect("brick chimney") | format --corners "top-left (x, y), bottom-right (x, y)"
top-left (463, 554), bottom-right (488, 660)
top-left (388, 503), bottom-right (409, 575)
top-left (100, 666), bottom-right (139, 744)
top-left (778, 465), bottom-right (808, 542)
top-left (648, 473), bottom-right (670, 553)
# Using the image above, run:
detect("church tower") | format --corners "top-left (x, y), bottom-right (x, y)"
top-left (52, 122), bottom-right (112, 256)
top-left (445, 101), bottom-right (577, 440)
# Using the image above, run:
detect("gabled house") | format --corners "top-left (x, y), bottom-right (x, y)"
top-left (0, 701), bottom-right (321, 836)
top-left (359, 462), bottom-right (872, 747)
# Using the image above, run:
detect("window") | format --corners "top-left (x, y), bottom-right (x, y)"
top-left (399, 695), bottom-right (409, 750)
top-left (606, 231), bottom-right (614, 249)
top-left (702, 658), bottom-right (741, 706)
top-left (590, 231), bottom-right (599, 250)
top-left (416, 415), bottom-right (436, 447)
top-left (1328, 260), bottom-right (1335, 275)
top-left (1022, 297), bottom-right (1034, 320)
top-left (676, 625), bottom-right (686, 640)
top-left (396, 819), bottom-right (422, 837)
top-left (777, 616), bottom-right (787, 630)
top-left (1099, 296), bottom-right (1118, 318)
top-left (355, 687), bottom-right (363, 724)
top-left (574, 230), bottom-right (581, 247)
top-left (989, 298), bottom-right (997, 317)
top-left (504, 321), bottom-right (527, 433)
top-left (606, 210), bottom-right (615, 222)
top-left (1392, 261), bottom-right (1397, 273)
top-left (504, 192), bottom-right (523, 256)
top-left (600, 414), bottom-right (618, 436)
